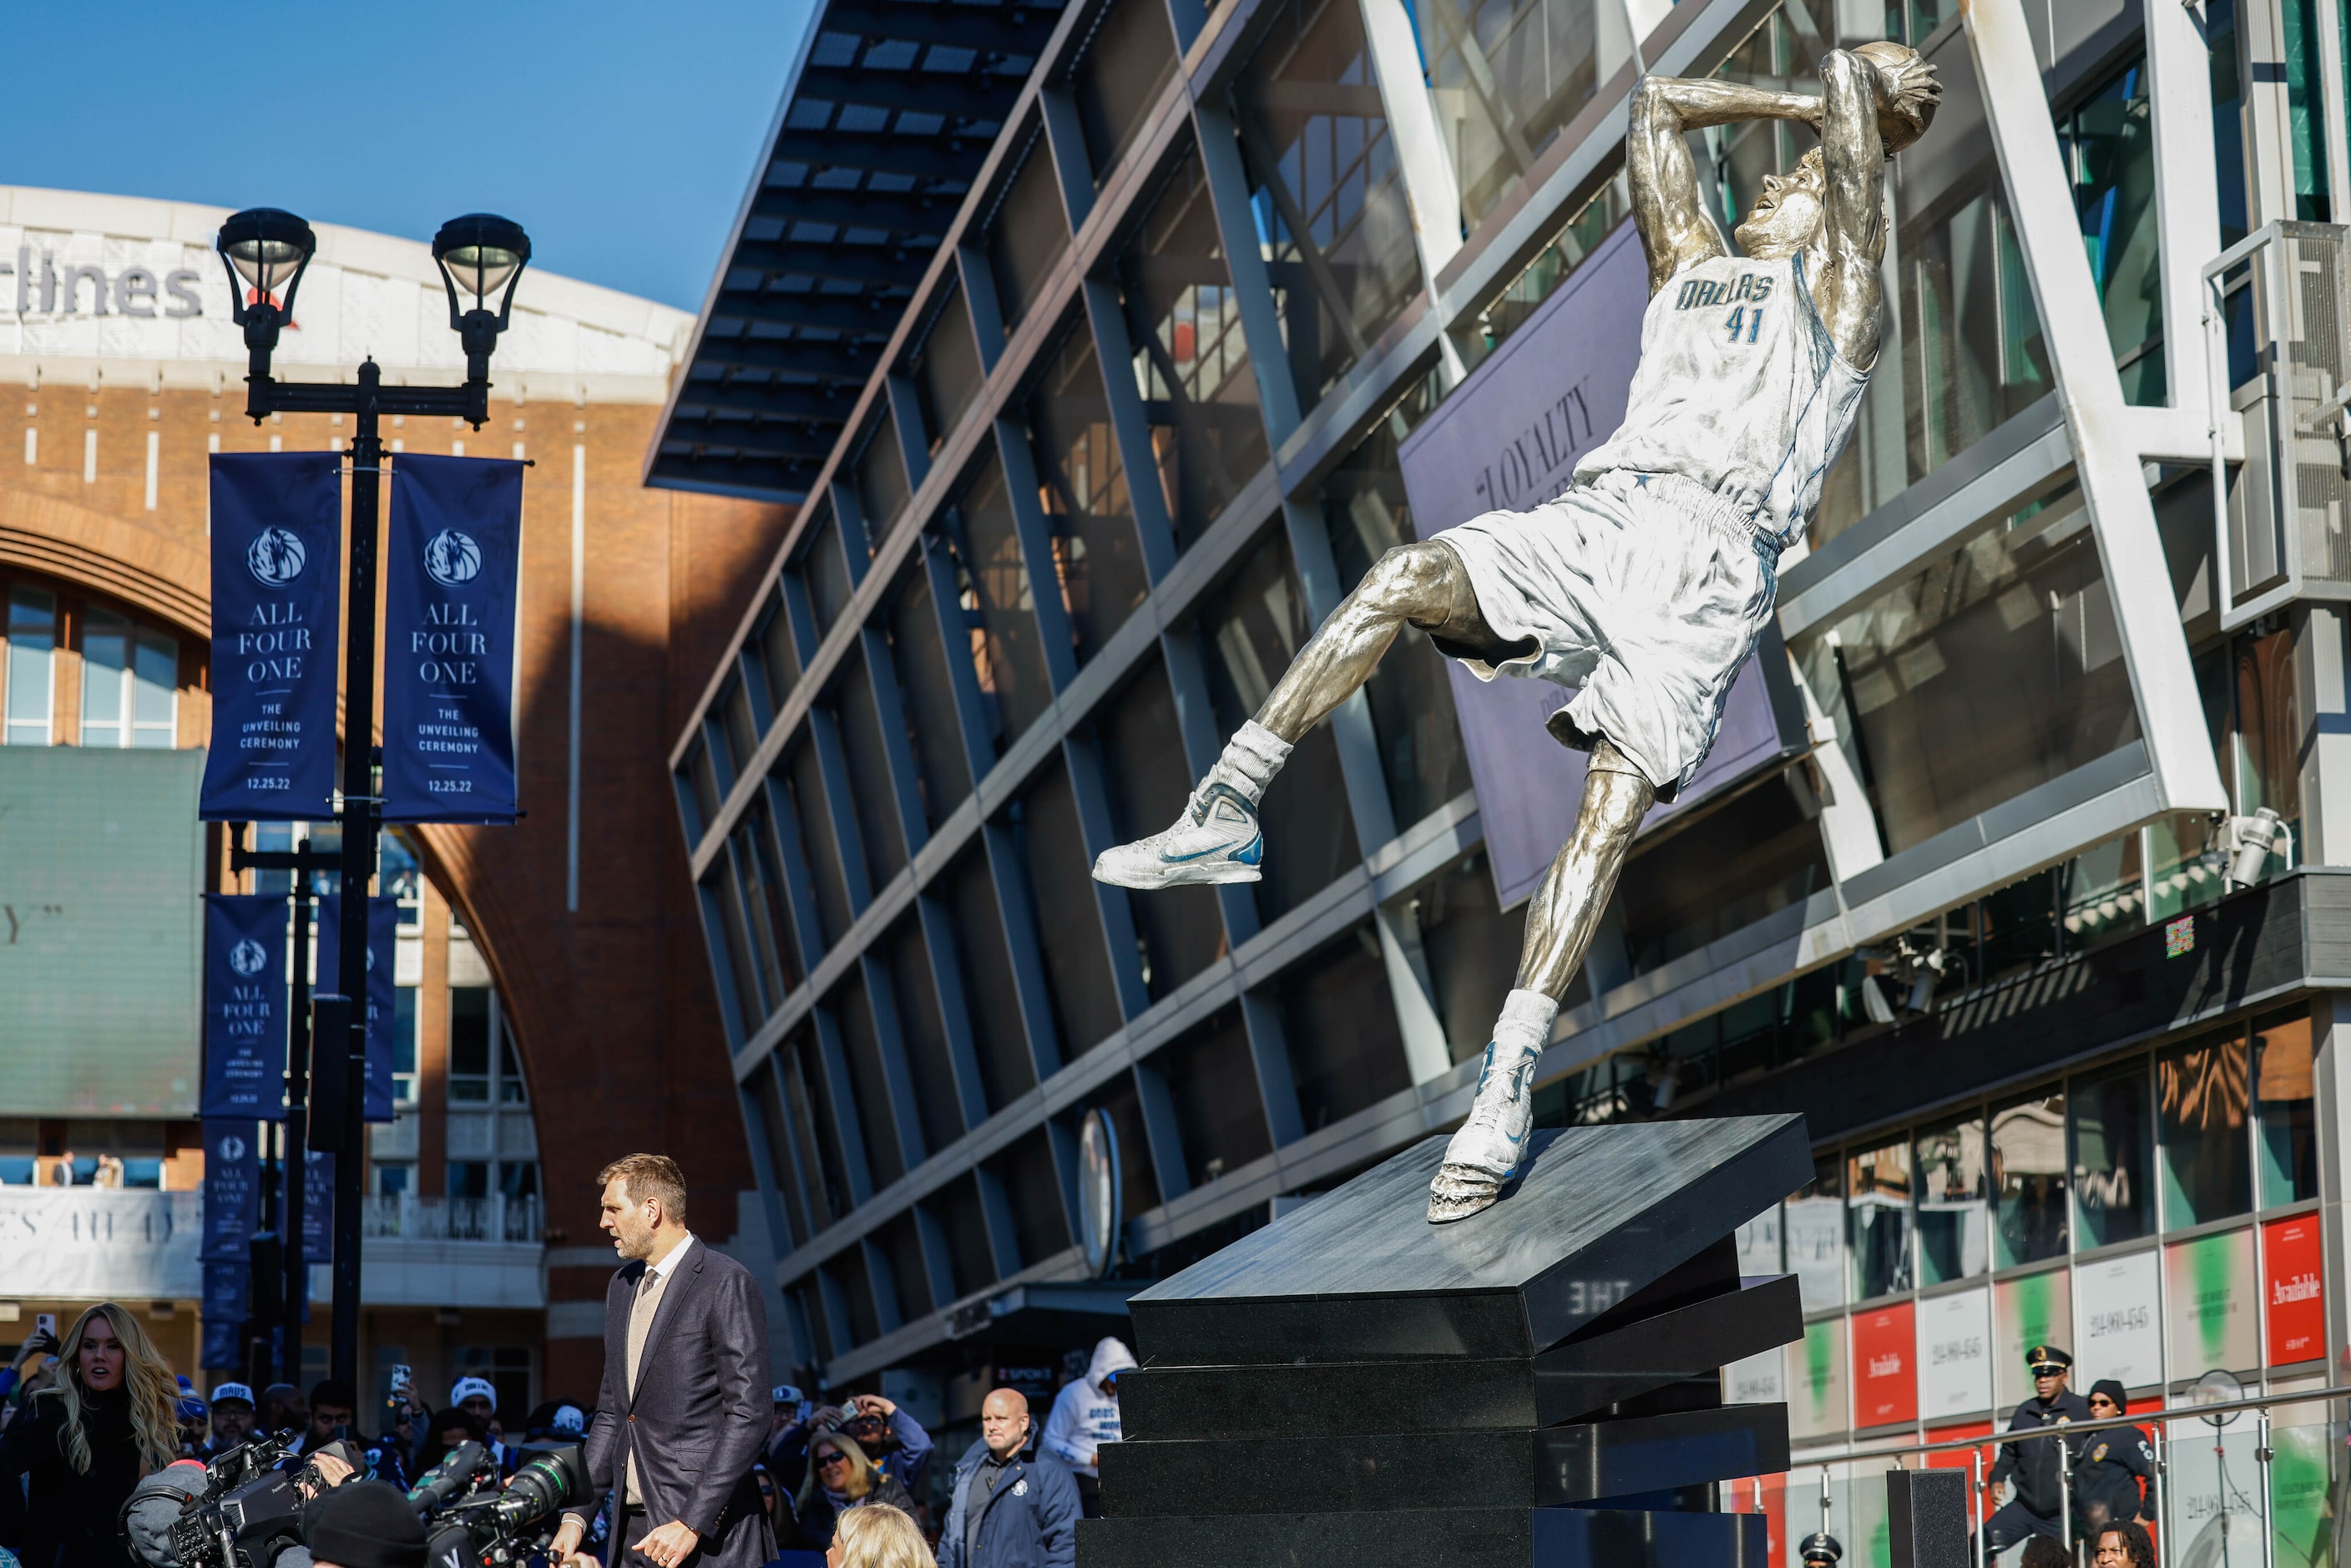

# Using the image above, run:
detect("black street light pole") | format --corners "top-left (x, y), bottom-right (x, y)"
top-left (228, 823), bottom-right (339, 1386)
top-left (216, 209), bottom-right (530, 1390)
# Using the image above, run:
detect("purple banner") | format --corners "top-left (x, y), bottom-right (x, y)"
top-left (1397, 219), bottom-right (1803, 908)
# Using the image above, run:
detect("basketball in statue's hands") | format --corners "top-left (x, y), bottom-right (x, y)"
top-left (1852, 40), bottom-right (1942, 154)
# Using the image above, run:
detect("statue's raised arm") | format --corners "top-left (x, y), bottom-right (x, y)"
top-left (1808, 42), bottom-right (1943, 368)
top-left (1625, 73), bottom-right (1819, 295)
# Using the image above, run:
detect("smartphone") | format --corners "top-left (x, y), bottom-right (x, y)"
top-left (34, 1313), bottom-right (56, 1340)
top-left (390, 1363), bottom-right (412, 1396)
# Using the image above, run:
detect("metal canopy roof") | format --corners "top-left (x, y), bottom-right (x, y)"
top-left (645, 0), bottom-right (1062, 500)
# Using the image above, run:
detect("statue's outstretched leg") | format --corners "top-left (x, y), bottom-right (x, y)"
top-left (1092, 542), bottom-right (1495, 889)
top-left (1427, 741), bottom-right (1653, 1222)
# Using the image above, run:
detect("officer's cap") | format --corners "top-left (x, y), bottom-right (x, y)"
top-left (1801, 1532), bottom-right (1843, 1565)
top-left (2027, 1345), bottom-right (2073, 1373)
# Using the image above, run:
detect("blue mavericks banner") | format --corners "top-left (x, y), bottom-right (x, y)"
top-left (316, 896), bottom-right (398, 1122)
top-left (301, 1146), bottom-right (334, 1261)
top-left (201, 452), bottom-right (343, 821)
top-left (200, 1120), bottom-right (261, 1260)
top-left (382, 453), bottom-right (522, 823)
top-left (203, 895), bottom-right (289, 1120)
top-left (201, 1261), bottom-right (248, 1368)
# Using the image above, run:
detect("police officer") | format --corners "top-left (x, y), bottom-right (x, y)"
top-left (1800, 1532), bottom-right (1842, 1568)
top-left (2073, 1379), bottom-right (2157, 1536)
top-left (1979, 1345), bottom-right (2091, 1554)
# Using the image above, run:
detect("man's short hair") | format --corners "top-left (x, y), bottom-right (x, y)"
top-left (310, 1378), bottom-right (357, 1412)
top-left (599, 1153), bottom-right (689, 1222)
top-left (2021, 1537), bottom-right (2069, 1568)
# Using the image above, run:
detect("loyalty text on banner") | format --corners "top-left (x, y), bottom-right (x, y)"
top-left (203, 895), bottom-right (289, 1120)
top-left (200, 1119), bottom-right (260, 1261)
top-left (1395, 220), bottom-right (1805, 908)
top-left (316, 896), bottom-right (398, 1122)
top-left (201, 452), bottom-right (343, 821)
top-left (382, 453), bottom-right (522, 822)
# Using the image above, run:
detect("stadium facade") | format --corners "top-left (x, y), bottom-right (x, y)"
top-left (650, 0), bottom-right (2351, 1508)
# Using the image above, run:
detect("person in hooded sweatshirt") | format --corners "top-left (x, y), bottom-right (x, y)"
top-left (1038, 1338), bottom-right (1135, 1519)
top-left (0, 1303), bottom-right (182, 1568)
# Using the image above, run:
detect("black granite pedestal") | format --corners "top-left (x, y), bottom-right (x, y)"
top-left (1079, 1115), bottom-right (1810, 1568)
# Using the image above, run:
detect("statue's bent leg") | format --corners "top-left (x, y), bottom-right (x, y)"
top-left (1428, 740), bottom-right (1655, 1223)
top-left (1093, 542), bottom-right (1494, 890)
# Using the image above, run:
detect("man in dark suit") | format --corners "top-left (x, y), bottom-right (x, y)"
top-left (550, 1154), bottom-right (773, 1568)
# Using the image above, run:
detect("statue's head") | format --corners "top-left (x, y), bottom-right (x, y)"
top-left (1734, 41), bottom-right (1940, 259)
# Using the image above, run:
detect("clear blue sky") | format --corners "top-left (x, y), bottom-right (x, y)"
top-left (8, 2), bottom-right (817, 312)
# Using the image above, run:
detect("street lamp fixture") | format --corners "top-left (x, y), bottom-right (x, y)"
top-left (210, 202), bottom-right (530, 1393)
top-left (215, 207), bottom-right (317, 382)
top-left (432, 212), bottom-right (533, 392)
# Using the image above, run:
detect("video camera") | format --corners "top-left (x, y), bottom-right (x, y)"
top-left (164, 1431), bottom-right (317, 1568)
top-left (407, 1440), bottom-right (585, 1567)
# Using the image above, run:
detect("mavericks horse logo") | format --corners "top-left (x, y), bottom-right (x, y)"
top-left (229, 938), bottom-right (269, 977)
top-left (247, 527), bottom-right (307, 587)
top-left (423, 528), bottom-right (483, 587)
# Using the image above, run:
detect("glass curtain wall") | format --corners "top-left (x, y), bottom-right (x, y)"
top-left (1227, 0), bottom-right (1423, 405)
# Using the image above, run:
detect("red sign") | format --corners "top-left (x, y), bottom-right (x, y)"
top-left (1852, 1301), bottom-right (1919, 1428)
top-left (2264, 1213), bottom-right (2325, 1364)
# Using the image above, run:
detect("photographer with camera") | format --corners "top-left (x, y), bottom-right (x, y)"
top-left (302, 1482), bottom-right (429, 1568)
top-left (0, 1303), bottom-right (182, 1568)
top-left (119, 1432), bottom-right (367, 1568)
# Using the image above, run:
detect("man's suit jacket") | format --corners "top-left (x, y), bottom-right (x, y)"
top-left (575, 1238), bottom-right (774, 1568)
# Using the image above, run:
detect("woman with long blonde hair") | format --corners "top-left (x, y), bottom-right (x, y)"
top-left (0, 1302), bottom-right (182, 1568)
top-left (788, 1429), bottom-right (918, 1552)
top-left (831, 1501), bottom-right (935, 1568)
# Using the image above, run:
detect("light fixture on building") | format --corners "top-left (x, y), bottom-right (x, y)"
top-left (2222, 807), bottom-right (2288, 890)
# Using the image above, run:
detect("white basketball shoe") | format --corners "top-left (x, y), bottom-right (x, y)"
top-left (1092, 780), bottom-right (1266, 888)
top-left (1428, 1037), bottom-right (1540, 1222)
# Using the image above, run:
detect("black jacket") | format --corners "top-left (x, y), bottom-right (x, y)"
top-left (2073, 1424), bottom-right (2158, 1525)
top-left (785, 1473), bottom-right (919, 1552)
top-left (0, 1388), bottom-right (147, 1568)
top-left (1989, 1391), bottom-right (2093, 1517)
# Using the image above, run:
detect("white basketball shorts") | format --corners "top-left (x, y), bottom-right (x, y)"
top-left (1434, 468), bottom-right (1779, 801)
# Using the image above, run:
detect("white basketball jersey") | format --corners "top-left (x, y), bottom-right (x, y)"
top-left (1575, 248), bottom-right (1869, 548)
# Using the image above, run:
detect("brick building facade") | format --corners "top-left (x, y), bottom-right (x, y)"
top-left (0, 185), bottom-right (787, 1400)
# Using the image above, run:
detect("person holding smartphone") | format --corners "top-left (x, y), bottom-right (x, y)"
top-left (0, 1323), bottom-right (58, 1409)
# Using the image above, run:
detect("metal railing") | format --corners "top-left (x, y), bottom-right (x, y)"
top-left (1762, 1383), bottom-right (2351, 1568)
top-left (357, 1193), bottom-right (541, 1242)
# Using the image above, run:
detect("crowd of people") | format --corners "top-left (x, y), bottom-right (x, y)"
top-left (0, 1298), bottom-right (1125, 1568)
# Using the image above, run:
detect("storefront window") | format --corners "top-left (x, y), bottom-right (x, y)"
top-left (943, 458), bottom-right (1054, 753)
top-left (2060, 56), bottom-right (2166, 402)
top-left (1464, 177), bottom-right (1628, 370)
top-left (1990, 1088), bottom-right (2067, 1267)
top-left (2255, 1009), bottom-right (2318, 1206)
top-left (1116, 144), bottom-right (1267, 552)
top-left (1915, 1113), bottom-right (1987, 1285)
top-left (2157, 1029), bottom-right (2252, 1227)
top-left (1787, 1155), bottom-right (1847, 1312)
top-left (1228, 0), bottom-right (1422, 407)
top-left (2071, 1062), bottom-right (2154, 1248)
top-left (1413, 0), bottom-right (1634, 229)
top-left (1029, 324), bottom-right (1150, 662)
top-left (986, 134), bottom-right (1069, 336)
top-left (1196, 529), bottom-right (1360, 922)
top-left (1793, 486), bottom-right (2142, 858)
top-left (1320, 418), bottom-right (1471, 829)
top-left (1848, 1140), bottom-right (1914, 1301)
top-left (1071, 0), bottom-right (1178, 185)
top-left (5, 585), bottom-right (55, 745)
